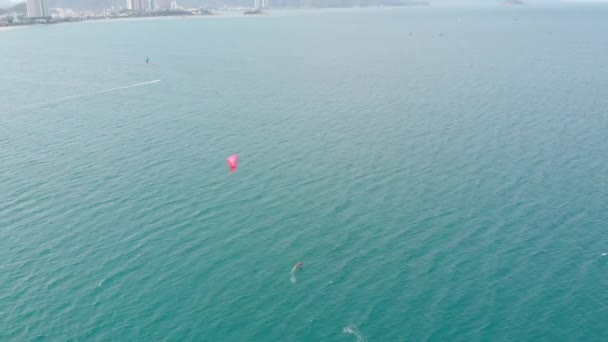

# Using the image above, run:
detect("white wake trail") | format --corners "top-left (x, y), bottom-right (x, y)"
top-left (94, 80), bottom-right (161, 94)
top-left (23, 80), bottom-right (161, 108)
top-left (290, 265), bottom-right (298, 284)
top-left (343, 325), bottom-right (367, 342)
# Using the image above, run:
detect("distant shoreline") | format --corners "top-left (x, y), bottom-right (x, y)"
top-left (0, 11), bottom-right (216, 30)
top-left (0, 4), bottom-right (435, 31)
top-left (0, 25), bottom-right (27, 31)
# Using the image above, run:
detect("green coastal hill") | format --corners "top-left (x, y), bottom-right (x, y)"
top-left (0, 2), bottom-right (25, 14)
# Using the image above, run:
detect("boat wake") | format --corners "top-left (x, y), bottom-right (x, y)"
top-left (290, 261), bottom-right (303, 284)
top-left (343, 325), bottom-right (367, 342)
top-left (24, 80), bottom-right (161, 108)
top-left (290, 264), bottom-right (298, 284)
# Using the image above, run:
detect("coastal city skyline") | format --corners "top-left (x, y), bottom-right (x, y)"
top-left (7, 0), bottom-right (435, 12)
top-left (3, 0), bottom-right (436, 23)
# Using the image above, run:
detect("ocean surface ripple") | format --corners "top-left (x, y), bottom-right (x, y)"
top-left (1, 5), bottom-right (608, 341)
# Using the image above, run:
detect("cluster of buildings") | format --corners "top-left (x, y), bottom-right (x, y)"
top-left (20, 0), bottom-right (184, 19)
top-left (126, 0), bottom-right (181, 11)
top-left (0, 0), bottom-right (268, 26)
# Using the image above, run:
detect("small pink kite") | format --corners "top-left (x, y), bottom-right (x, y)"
top-left (226, 154), bottom-right (239, 172)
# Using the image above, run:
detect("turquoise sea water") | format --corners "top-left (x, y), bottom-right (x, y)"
top-left (1, 5), bottom-right (608, 341)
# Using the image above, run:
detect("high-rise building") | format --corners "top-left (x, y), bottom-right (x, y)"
top-left (254, 0), bottom-right (269, 9)
top-left (127, 0), bottom-right (152, 10)
top-left (26, 0), bottom-right (49, 17)
top-left (156, 0), bottom-right (171, 9)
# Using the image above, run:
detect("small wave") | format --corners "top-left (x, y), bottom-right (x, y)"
top-left (97, 278), bottom-right (107, 287)
top-left (602, 253), bottom-right (607, 256)
top-left (343, 325), bottom-right (367, 342)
